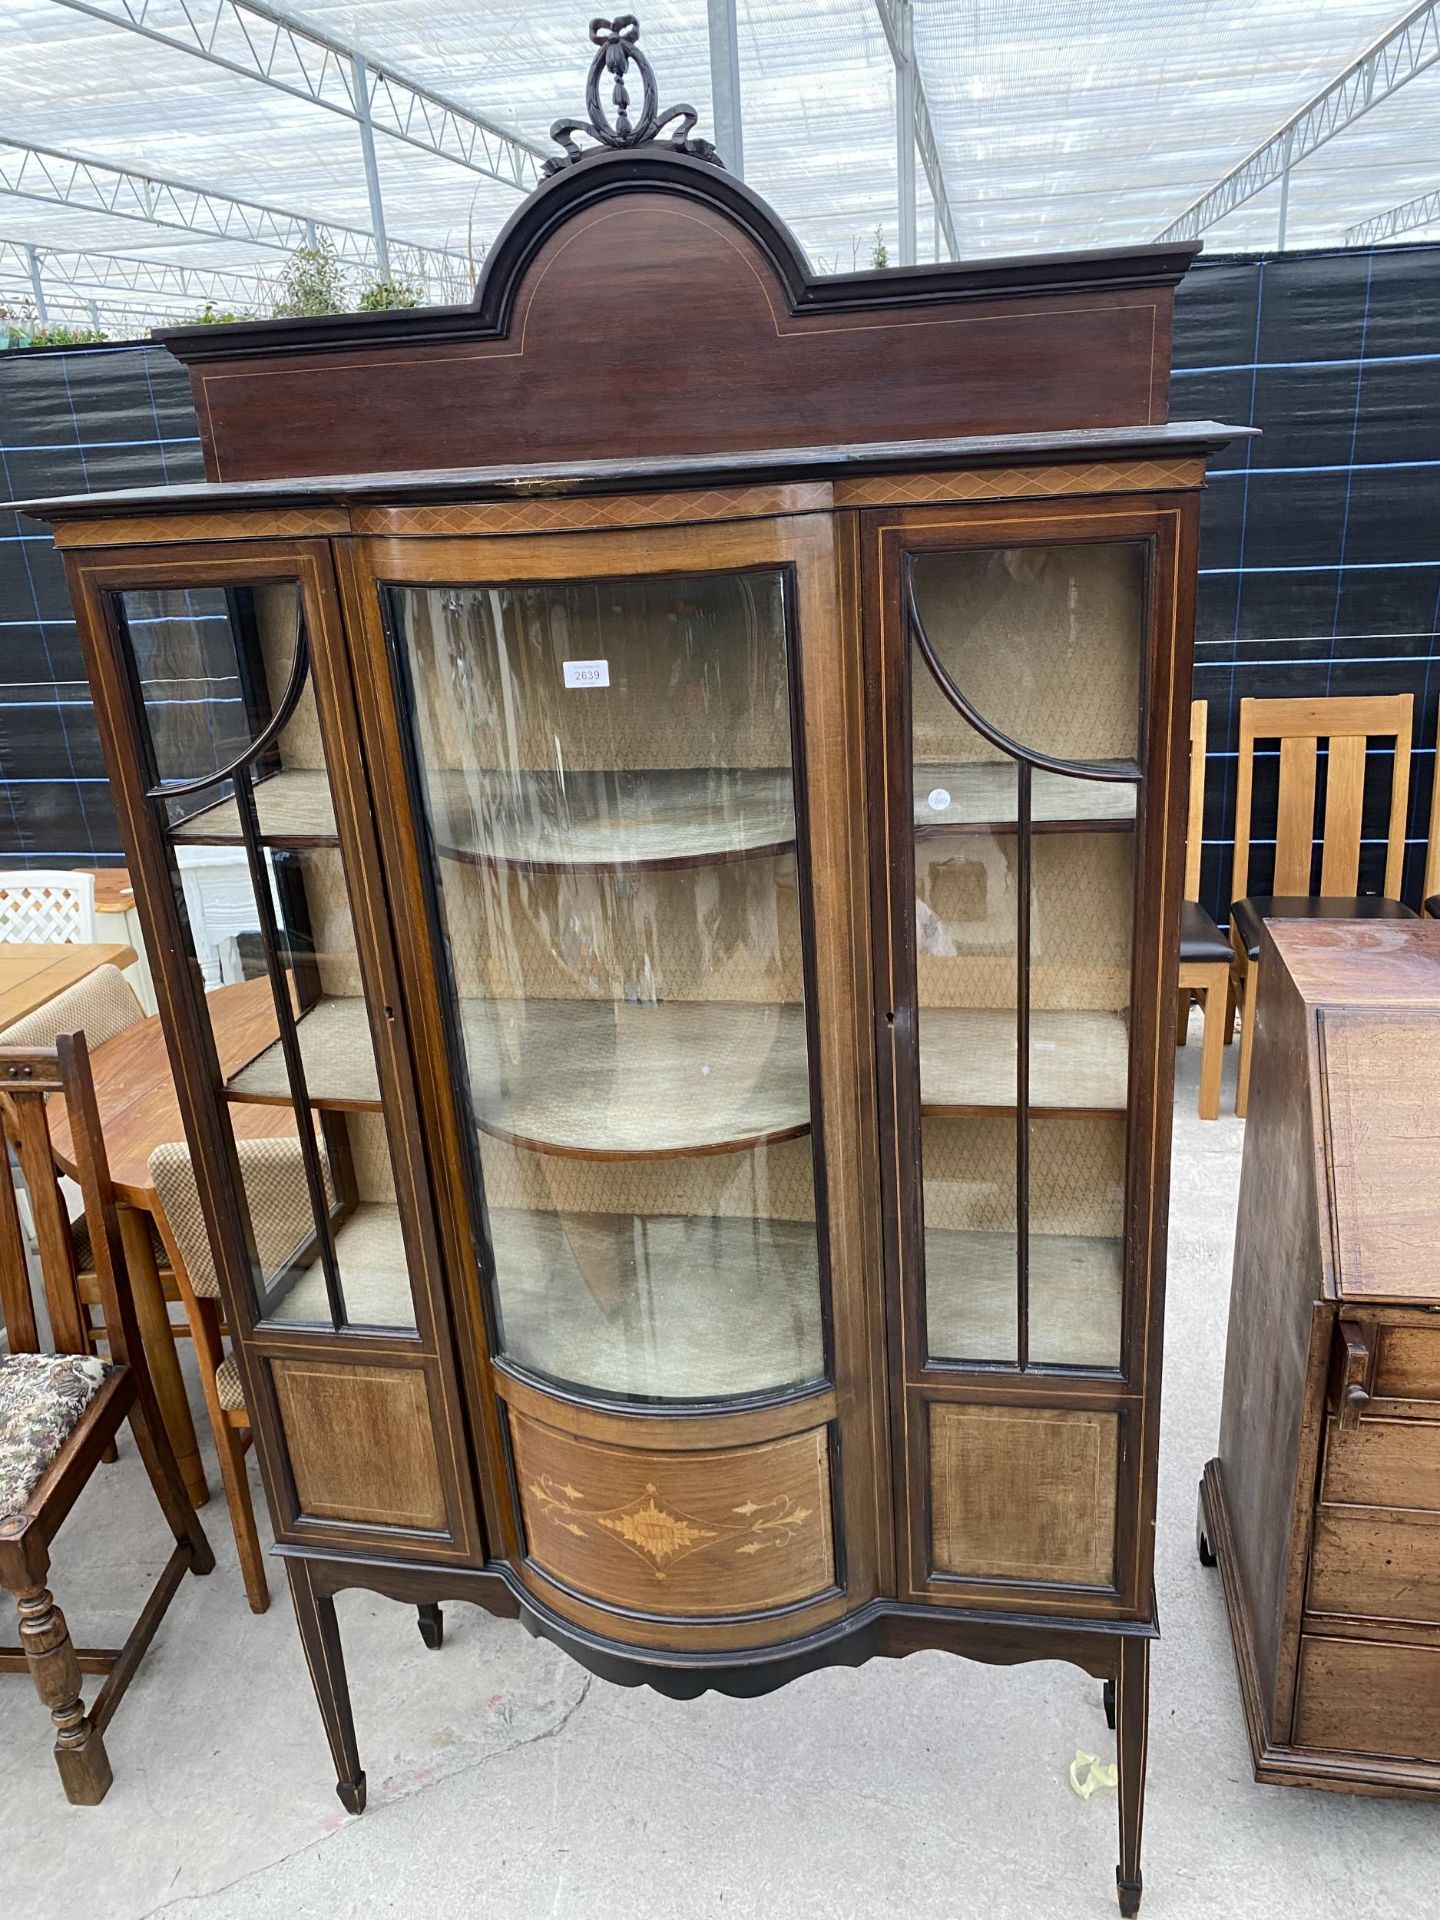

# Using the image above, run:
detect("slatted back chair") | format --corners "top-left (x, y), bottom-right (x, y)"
top-left (1229, 693), bottom-right (1417, 1114)
top-left (1185, 698), bottom-right (1207, 903)
top-left (0, 1033), bottom-right (211, 1805)
top-left (1176, 700), bottom-right (1232, 1119)
top-left (0, 963), bottom-right (180, 1359)
top-left (1425, 726), bottom-right (1440, 919)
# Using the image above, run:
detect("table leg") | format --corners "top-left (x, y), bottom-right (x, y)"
top-left (120, 1207), bottom-right (208, 1508)
top-left (1196, 968), bottom-right (1227, 1122)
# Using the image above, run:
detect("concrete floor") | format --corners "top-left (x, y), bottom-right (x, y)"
top-left (6, 1020), bottom-right (1440, 1920)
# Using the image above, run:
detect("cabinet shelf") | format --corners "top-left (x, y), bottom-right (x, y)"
top-left (264, 1203), bottom-right (415, 1331)
top-left (913, 761), bottom-right (1137, 836)
top-left (171, 768), bottom-right (337, 846)
top-left (434, 766), bottom-right (795, 871)
top-left (925, 1228), bottom-right (1123, 1369)
top-left (226, 994), bottom-right (812, 1156)
top-left (491, 1207), bottom-right (822, 1400)
top-left (919, 1006), bottom-right (1129, 1112)
top-left (172, 764), bottom-right (797, 870)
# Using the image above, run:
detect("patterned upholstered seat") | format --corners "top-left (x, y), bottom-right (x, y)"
top-left (0, 1352), bottom-right (108, 1519)
top-left (0, 963), bottom-right (143, 1053)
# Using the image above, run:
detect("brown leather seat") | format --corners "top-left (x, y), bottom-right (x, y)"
top-left (1231, 893), bottom-right (1417, 963)
top-left (1179, 899), bottom-right (1231, 965)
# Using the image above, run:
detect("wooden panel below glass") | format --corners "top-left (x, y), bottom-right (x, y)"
top-left (271, 1357), bottom-right (447, 1533)
top-left (510, 1406), bottom-right (835, 1617)
top-left (928, 1401), bottom-right (1119, 1588)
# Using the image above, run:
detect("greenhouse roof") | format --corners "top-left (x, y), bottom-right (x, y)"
top-left (0, 1), bottom-right (1437, 335)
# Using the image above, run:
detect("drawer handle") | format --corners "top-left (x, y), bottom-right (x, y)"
top-left (1334, 1319), bottom-right (1375, 1432)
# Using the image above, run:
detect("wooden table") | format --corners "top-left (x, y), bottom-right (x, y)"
top-left (0, 941), bottom-right (137, 1030)
top-left (49, 976), bottom-right (293, 1507)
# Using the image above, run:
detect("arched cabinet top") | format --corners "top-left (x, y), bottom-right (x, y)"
top-left (159, 141), bottom-right (1200, 485)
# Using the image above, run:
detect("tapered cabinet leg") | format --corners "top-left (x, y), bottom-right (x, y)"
top-left (1114, 1637), bottom-right (1149, 1917)
top-left (16, 1583), bottom-right (112, 1805)
top-left (417, 1602), bottom-right (444, 1650)
top-left (286, 1560), bottom-right (365, 1814)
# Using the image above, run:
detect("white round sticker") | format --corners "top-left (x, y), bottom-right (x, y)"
top-left (927, 787), bottom-right (951, 813)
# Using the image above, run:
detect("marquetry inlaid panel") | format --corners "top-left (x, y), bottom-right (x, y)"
top-left (928, 1402), bottom-right (1119, 1588)
top-left (272, 1358), bottom-right (448, 1532)
top-left (350, 483), bottom-right (833, 537)
top-left (833, 457), bottom-right (1204, 508)
top-left (55, 509), bottom-right (347, 548)
top-left (511, 1409), bottom-right (835, 1617)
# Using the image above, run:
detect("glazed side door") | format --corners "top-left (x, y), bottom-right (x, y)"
top-left (69, 538), bottom-right (482, 1563)
top-left (864, 495), bottom-right (1196, 1617)
top-left (336, 508), bottom-right (892, 1645)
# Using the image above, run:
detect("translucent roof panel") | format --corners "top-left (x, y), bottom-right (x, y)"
top-left (0, 1), bottom-right (1436, 337)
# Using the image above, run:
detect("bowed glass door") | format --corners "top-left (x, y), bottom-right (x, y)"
top-left (384, 555), bottom-right (831, 1407)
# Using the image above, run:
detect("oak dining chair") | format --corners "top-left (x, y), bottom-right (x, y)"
top-left (1176, 700), bottom-right (1231, 1120)
top-left (1425, 728), bottom-right (1440, 919)
top-left (0, 1032), bottom-right (212, 1804)
top-left (1228, 693), bottom-right (1417, 1116)
top-left (150, 1135), bottom-right (342, 1616)
top-left (0, 965), bottom-right (178, 1365)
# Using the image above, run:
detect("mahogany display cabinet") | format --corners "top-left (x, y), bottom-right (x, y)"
top-left (25, 26), bottom-right (1244, 1912)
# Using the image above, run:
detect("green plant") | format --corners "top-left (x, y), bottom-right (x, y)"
top-left (192, 300), bottom-right (251, 325)
top-left (870, 224), bottom-right (889, 270)
top-left (1, 321), bottom-right (110, 348)
top-left (355, 277), bottom-right (420, 311)
top-left (271, 238), bottom-right (348, 318)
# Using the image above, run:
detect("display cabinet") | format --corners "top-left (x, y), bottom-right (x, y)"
top-left (25, 21), bottom-right (1243, 1912)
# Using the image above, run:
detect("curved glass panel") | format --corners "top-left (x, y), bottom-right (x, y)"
top-left (910, 542), bottom-right (1141, 1373)
top-left (912, 542), bottom-right (1145, 769)
top-left (390, 569), bottom-right (826, 1404)
top-left (113, 582), bottom-right (418, 1333)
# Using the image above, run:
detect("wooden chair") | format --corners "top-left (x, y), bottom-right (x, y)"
top-left (0, 870), bottom-right (97, 944)
top-left (0, 1032), bottom-right (212, 1804)
top-left (150, 1135), bottom-right (348, 1616)
top-left (1176, 701), bottom-right (1231, 1120)
top-left (1425, 731), bottom-right (1440, 919)
top-left (1229, 694), bottom-right (1417, 1116)
top-left (0, 965), bottom-right (180, 1367)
